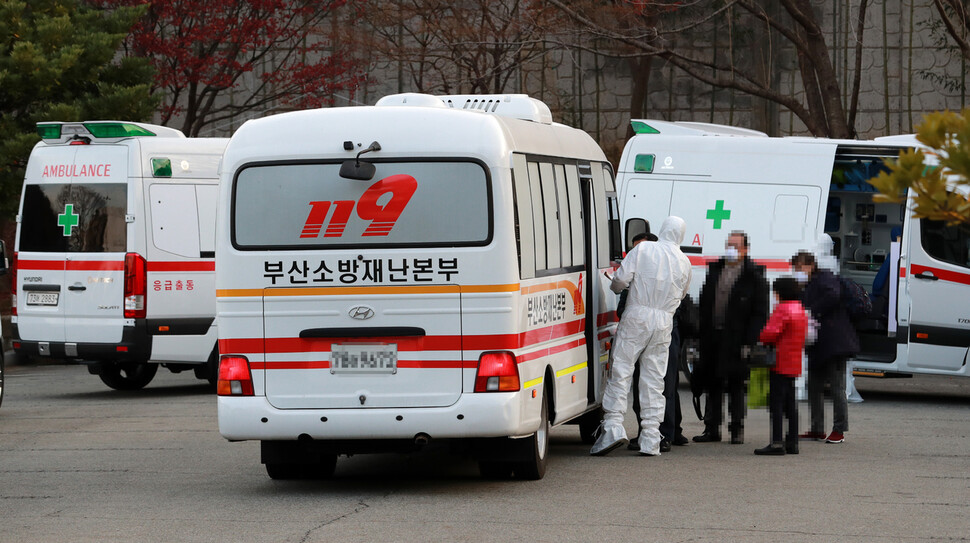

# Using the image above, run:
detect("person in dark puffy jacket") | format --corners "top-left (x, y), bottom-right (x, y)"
top-left (790, 251), bottom-right (860, 444)
top-left (755, 276), bottom-right (808, 456)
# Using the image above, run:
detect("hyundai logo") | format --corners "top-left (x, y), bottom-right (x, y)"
top-left (348, 305), bottom-right (375, 320)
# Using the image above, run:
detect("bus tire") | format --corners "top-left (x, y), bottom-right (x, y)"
top-left (98, 362), bottom-right (158, 390)
top-left (512, 393), bottom-right (549, 480)
top-left (194, 347), bottom-right (219, 387)
top-left (578, 407), bottom-right (602, 444)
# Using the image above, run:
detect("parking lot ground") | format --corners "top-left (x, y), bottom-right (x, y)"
top-left (1, 363), bottom-right (969, 542)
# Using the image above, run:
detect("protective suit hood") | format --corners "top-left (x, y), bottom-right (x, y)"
top-left (814, 233), bottom-right (838, 273)
top-left (658, 216), bottom-right (687, 245)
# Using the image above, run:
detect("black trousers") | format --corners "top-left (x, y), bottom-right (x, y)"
top-left (703, 330), bottom-right (746, 434)
top-left (769, 372), bottom-right (798, 445)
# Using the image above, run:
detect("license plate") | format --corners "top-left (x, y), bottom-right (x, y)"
top-left (330, 343), bottom-right (397, 374)
top-left (26, 292), bottom-right (59, 306)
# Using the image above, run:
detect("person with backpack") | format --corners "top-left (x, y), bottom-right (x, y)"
top-left (790, 251), bottom-right (860, 444)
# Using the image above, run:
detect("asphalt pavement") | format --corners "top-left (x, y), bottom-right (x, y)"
top-left (1, 362), bottom-right (968, 542)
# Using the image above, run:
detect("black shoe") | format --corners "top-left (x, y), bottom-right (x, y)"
top-left (660, 439), bottom-right (672, 453)
top-left (626, 437), bottom-right (641, 451)
top-left (692, 431), bottom-right (721, 443)
top-left (673, 434), bottom-right (689, 446)
top-left (754, 443), bottom-right (786, 456)
top-left (730, 428), bottom-right (744, 445)
top-left (785, 443), bottom-right (799, 455)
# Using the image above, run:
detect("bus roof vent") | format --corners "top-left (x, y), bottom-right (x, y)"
top-left (376, 93), bottom-right (553, 124)
top-left (631, 119), bottom-right (768, 137)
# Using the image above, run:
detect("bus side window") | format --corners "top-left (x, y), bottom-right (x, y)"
top-left (528, 162), bottom-right (547, 271)
top-left (564, 164), bottom-right (585, 267)
top-left (553, 164), bottom-right (572, 267)
top-left (512, 154), bottom-right (536, 279)
top-left (603, 169), bottom-right (622, 262)
top-left (590, 163), bottom-right (610, 268)
top-left (538, 163), bottom-right (561, 270)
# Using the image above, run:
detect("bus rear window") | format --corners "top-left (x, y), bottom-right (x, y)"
top-left (18, 183), bottom-right (127, 253)
top-left (232, 161), bottom-right (491, 249)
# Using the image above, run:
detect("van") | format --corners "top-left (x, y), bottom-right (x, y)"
top-left (11, 121), bottom-right (229, 390)
top-left (616, 120), bottom-right (970, 379)
top-left (215, 94), bottom-right (621, 479)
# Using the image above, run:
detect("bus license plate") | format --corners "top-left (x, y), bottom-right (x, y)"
top-left (26, 292), bottom-right (59, 306)
top-left (330, 344), bottom-right (397, 374)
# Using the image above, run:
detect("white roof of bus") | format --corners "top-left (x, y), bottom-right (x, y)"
top-left (222, 94), bottom-right (606, 170)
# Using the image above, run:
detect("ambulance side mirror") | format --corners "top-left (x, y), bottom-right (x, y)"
top-left (624, 218), bottom-right (649, 252)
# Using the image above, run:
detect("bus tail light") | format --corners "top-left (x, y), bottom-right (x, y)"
top-left (124, 252), bottom-right (147, 319)
top-left (10, 251), bottom-right (17, 316)
top-left (474, 351), bottom-right (520, 392)
top-left (217, 355), bottom-right (254, 396)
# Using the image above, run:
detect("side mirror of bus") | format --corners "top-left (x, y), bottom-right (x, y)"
top-left (625, 218), bottom-right (649, 252)
top-left (339, 160), bottom-right (376, 181)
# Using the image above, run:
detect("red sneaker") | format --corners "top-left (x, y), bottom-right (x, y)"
top-left (799, 431), bottom-right (826, 440)
top-left (825, 431), bottom-right (845, 443)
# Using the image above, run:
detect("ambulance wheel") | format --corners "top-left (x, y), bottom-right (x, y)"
top-left (512, 393), bottom-right (549, 480)
top-left (98, 362), bottom-right (158, 390)
top-left (194, 348), bottom-right (219, 387)
top-left (578, 407), bottom-right (602, 444)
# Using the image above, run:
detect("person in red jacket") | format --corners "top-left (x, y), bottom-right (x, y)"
top-left (755, 276), bottom-right (808, 456)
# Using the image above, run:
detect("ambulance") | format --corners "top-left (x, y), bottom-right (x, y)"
top-left (215, 93), bottom-right (621, 480)
top-left (616, 120), bottom-right (970, 379)
top-left (11, 121), bottom-right (228, 390)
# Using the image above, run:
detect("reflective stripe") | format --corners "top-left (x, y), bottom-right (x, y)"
top-left (556, 361), bottom-right (588, 378)
top-left (522, 377), bottom-right (543, 388)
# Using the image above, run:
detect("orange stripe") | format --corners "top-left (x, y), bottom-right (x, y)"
top-left (217, 283), bottom-right (519, 298)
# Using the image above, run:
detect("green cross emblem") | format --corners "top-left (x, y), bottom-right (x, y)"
top-left (58, 204), bottom-right (79, 236)
top-left (706, 200), bottom-right (731, 230)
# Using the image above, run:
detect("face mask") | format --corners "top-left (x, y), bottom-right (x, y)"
top-left (794, 271), bottom-right (809, 284)
top-left (724, 246), bottom-right (739, 262)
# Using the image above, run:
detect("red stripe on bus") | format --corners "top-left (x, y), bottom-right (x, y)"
top-left (251, 359), bottom-right (465, 370)
top-left (597, 311), bottom-right (617, 326)
top-left (148, 261), bottom-right (215, 272)
top-left (911, 264), bottom-right (970, 286)
top-left (517, 338), bottom-right (586, 364)
top-left (18, 259), bottom-right (125, 271)
top-left (687, 255), bottom-right (791, 271)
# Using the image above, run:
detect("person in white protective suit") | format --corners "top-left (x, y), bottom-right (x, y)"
top-left (811, 234), bottom-right (864, 403)
top-left (591, 216), bottom-right (692, 456)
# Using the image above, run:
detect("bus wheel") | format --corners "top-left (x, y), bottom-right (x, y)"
top-left (577, 407), bottom-right (602, 444)
top-left (512, 394), bottom-right (549, 480)
top-left (98, 362), bottom-right (158, 390)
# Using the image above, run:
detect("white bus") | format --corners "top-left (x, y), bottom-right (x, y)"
top-left (12, 122), bottom-right (228, 390)
top-left (616, 120), bottom-right (970, 380)
top-left (215, 94), bottom-right (622, 480)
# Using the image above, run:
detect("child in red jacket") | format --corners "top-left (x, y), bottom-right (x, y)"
top-left (755, 276), bottom-right (808, 456)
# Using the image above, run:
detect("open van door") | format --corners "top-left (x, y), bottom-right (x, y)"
top-left (905, 216), bottom-right (970, 371)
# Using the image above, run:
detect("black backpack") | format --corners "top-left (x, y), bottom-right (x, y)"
top-left (839, 276), bottom-right (872, 321)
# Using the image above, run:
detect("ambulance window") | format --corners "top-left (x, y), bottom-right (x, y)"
top-left (604, 170), bottom-right (622, 262)
top-left (554, 164), bottom-right (572, 266)
top-left (771, 195), bottom-right (809, 242)
top-left (196, 185), bottom-right (218, 256)
top-left (565, 165), bottom-right (585, 267)
top-left (528, 162), bottom-right (547, 270)
top-left (233, 161), bottom-right (490, 248)
top-left (824, 197), bottom-right (841, 233)
top-left (150, 184), bottom-right (201, 258)
top-left (539, 162), bottom-right (562, 269)
top-left (512, 154), bottom-right (536, 280)
top-left (18, 183), bottom-right (127, 253)
top-left (920, 219), bottom-right (970, 269)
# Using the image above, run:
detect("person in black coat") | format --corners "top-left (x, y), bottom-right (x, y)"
top-left (791, 251), bottom-right (859, 444)
top-left (693, 231), bottom-right (769, 444)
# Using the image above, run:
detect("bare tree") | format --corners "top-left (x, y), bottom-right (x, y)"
top-left (933, 0), bottom-right (970, 61)
top-left (547, 0), bottom-right (873, 138)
